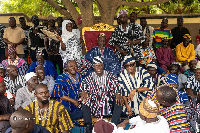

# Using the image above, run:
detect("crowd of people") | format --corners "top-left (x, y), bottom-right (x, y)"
top-left (0, 9), bottom-right (200, 133)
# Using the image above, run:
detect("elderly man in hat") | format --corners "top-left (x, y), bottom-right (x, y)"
top-left (27, 51), bottom-right (57, 80)
top-left (176, 34), bottom-right (195, 70)
top-left (15, 72), bottom-right (38, 110)
top-left (92, 98), bottom-right (170, 133)
top-left (29, 15), bottom-right (48, 62)
top-left (109, 9), bottom-right (144, 62)
top-left (147, 62), bottom-right (166, 88)
top-left (79, 56), bottom-right (124, 132)
top-left (116, 98), bottom-right (170, 133)
top-left (118, 55), bottom-right (153, 117)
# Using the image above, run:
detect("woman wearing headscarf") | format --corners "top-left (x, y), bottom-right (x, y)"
top-left (78, 33), bottom-right (121, 76)
top-left (1, 46), bottom-right (28, 76)
top-left (56, 20), bottom-right (82, 66)
top-left (118, 55), bottom-right (153, 117)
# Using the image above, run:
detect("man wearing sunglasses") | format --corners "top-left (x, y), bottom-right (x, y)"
top-left (118, 55), bottom-right (153, 117)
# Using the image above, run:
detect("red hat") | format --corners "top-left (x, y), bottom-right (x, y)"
top-left (94, 119), bottom-right (114, 133)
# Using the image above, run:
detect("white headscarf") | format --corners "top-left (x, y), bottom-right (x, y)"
top-left (61, 20), bottom-right (75, 42)
top-left (25, 72), bottom-right (37, 82)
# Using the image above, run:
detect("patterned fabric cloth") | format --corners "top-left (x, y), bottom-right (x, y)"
top-left (156, 47), bottom-right (175, 71)
top-left (142, 26), bottom-right (154, 47)
top-left (183, 69), bottom-right (195, 79)
top-left (1, 56), bottom-right (28, 76)
top-left (60, 21), bottom-right (82, 65)
top-left (0, 24), bottom-right (6, 48)
top-left (24, 100), bottom-right (74, 133)
top-left (15, 86), bottom-right (36, 110)
top-left (158, 102), bottom-right (189, 133)
top-left (27, 60), bottom-right (58, 80)
top-left (165, 74), bottom-right (187, 91)
top-left (51, 72), bottom-right (83, 112)
top-left (152, 74), bottom-right (166, 88)
top-left (118, 67), bottom-right (154, 115)
top-left (139, 47), bottom-right (156, 66)
top-left (78, 46), bottom-right (121, 76)
top-left (4, 75), bottom-right (26, 96)
top-left (79, 70), bottom-right (120, 116)
top-left (184, 97), bottom-right (200, 133)
top-left (21, 26), bottom-right (30, 50)
top-left (152, 27), bottom-right (173, 48)
top-left (176, 42), bottom-right (195, 63)
top-left (185, 75), bottom-right (200, 95)
top-left (109, 23), bottom-right (145, 61)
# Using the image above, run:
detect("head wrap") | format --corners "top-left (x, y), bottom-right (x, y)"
top-left (93, 119), bottom-right (115, 133)
top-left (36, 50), bottom-right (44, 56)
top-left (117, 9), bottom-right (127, 18)
top-left (25, 72), bottom-right (37, 82)
top-left (139, 98), bottom-right (159, 119)
top-left (61, 20), bottom-right (75, 41)
top-left (0, 76), bottom-right (3, 83)
top-left (162, 37), bottom-right (168, 41)
top-left (183, 34), bottom-right (191, 40)
top-left (93, 56), bottom-right (103, 65)
top-left (8, 46), bottom-right (16, 55)
top-left (98, 33), bottom-right (106, 39)
top-left (147, 62), bottom-right (157, 69)
top-left (122, 55), bottom-right (135, 66)
top-left (166, 73), bottom-right (179, 84)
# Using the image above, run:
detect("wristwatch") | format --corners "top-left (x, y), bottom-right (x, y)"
top-left (136, 88), bottom-right (138, 92)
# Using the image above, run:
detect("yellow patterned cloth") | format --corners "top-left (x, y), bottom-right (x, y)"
top-left (25, 100), bottom-right (74, 133)
top-left (176, 42), bottom-right (195, 63)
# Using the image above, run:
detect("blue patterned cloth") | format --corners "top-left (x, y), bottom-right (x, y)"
top-left (51, 72), bottom-right (83, 112)
top-left (80, 46), bottom-right (121, 76)
top-left (27, 60), bottom-right (58, 80)
top-left (183, 69), bottom-right (195, 79)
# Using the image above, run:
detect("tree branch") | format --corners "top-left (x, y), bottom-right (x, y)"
top-left (42, 0), bottom-right (71, 18)
top-left (61, 0), bottom-right (80, 20)
top-left (157, 4), bottom-right (170, 14)
top-left (121, 0), bottom-right (171, 7)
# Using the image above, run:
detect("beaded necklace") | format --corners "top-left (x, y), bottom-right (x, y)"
top-left (36, 100), bottom-right (53, 122)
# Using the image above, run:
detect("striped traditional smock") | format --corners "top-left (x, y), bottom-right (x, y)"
top-left (25, 100), bottom-right (74, 133)
top-left (79, 70), bottom-right (120, 116)
top-left (118, 67), bottom-right (153, 115)
top-left (158, 102), bottom-right (189, 133)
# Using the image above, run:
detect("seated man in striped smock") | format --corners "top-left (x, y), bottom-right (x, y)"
top-left (118, 55), bottom-right (154, 117)
top-left (79, 56), bottom-right (124, 133)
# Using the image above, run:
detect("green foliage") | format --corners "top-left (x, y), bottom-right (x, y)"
top-left (1, 0), bottom-right (62, 17)
top-left (1, 0), bottom-right (200, 17)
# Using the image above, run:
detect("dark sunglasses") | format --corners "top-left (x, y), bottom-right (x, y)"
top-left (124, 63), bottom-right (135, 68)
